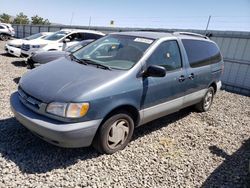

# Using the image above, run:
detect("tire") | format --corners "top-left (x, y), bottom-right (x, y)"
top-left (195, 87), bottom-right (215, 112)
top-left (0, 34), bottom-right (8, 41)
top-left (93, 112), bottom-right (134, 154)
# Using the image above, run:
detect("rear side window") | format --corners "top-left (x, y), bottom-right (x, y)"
top-left (182, 39), bottom-right (222, 68)
top-left (0, 26), bottom-right (5, 29)
top-left (84, 33), bottom-right (102, 40)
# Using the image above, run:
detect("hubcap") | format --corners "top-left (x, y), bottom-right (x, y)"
top-left (107, 119), bottom-right (129, 149)
top-left (204, 91), bottom-right (213, 109)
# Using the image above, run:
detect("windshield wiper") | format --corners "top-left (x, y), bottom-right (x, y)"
top-left (81, 58), bottom-right (112, 70)
top-left (70, 54), bottom-right (87, 65)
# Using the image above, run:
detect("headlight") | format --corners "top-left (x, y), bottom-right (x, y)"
top-left (32, 45), bottom-right (40, 48)
top-left (46, 102), bottom-right (89, 118)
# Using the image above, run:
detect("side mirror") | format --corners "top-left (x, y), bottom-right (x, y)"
top-left (63, 38), bottom-right (70, 43)
top-left (143, 65), bottom-right (166, 77)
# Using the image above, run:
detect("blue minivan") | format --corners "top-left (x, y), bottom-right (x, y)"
top-left (11, 31), bottom-right (223, 154)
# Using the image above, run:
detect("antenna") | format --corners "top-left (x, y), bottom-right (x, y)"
top-left (205, 15), bottom-right (211, 35)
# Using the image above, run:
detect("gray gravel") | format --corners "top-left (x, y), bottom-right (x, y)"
top-left (0, 40), bottom-right (249, 188)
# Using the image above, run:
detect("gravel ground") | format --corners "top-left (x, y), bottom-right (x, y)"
top-left (0, 40), bottom-right (249, 188)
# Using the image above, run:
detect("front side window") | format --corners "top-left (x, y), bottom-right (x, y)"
top-left (73, 34), bottom-right (154, 70)
top-left (182, 39), bottom-right (222, 68)
top-left (146, 40), bottom-right (182, 71)
top-left (44, 31), bottom-right (69, 41)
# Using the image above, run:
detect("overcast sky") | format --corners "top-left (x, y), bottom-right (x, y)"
top-left (0, 0), bottom-right (250, 31)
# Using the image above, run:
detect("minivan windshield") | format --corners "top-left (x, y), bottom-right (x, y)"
top-left (73, 34), bottom-right (154, 70)
top-left (44, 31), bottom-right (69, 41)
top-left (25, 33), bottom-right (43, 40)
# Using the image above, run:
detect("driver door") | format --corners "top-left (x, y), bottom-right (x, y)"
top-left (141, 40), bottom-right (188, 123)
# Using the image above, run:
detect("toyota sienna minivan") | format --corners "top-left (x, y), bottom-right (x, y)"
top-left (11, 31), bottom-right (223, 154)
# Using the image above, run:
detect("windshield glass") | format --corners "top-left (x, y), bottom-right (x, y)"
top-left (25, 33), bottom-right (43, 40)
top-left (66, 43), bottom-right (83, 53)
top-left (43, 31), bottom-right (69, 41)
top-left (73, 34), bottom-right (154, 70)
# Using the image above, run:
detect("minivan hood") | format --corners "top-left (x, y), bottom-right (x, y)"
top-left (32, 51), bottom-right (68, 64)
top-left (19, 57), bottom-right (124, 103)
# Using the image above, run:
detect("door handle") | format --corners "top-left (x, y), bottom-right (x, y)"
top-left (179, 75), bottom-right (185, 82)
top-left (188, 73), bottom-right (194, 80)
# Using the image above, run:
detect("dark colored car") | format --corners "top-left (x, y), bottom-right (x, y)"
top-left (26, 39), bottom-right (94, 68)
top-left (11, 31), bottom-right (223, 154)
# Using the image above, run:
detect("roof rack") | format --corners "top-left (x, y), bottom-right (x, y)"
top-left (173, 32), bottom-right (209, 39)
top-left (135, 29), bottom-right (172, 33)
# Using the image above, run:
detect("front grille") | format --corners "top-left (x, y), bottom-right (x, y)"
top-left (18, 87), bottom-right (42, 111)
top-left (21, 44), bottom-right (30, 51)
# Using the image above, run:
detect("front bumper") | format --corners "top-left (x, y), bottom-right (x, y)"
top-left (10, 92), bottom-right (102, 148)
top-left (5, 44), bottom-right (21, 57)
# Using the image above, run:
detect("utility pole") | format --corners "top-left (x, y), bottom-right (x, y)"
top-left (69, 12), bottom-right (74, 26)
top-left (205, 15), bottom-right (211, 35)
top-left (88, 16), bottom-right (92, 29)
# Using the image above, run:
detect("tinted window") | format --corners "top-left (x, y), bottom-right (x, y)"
top-left (182, 39), bottom-right (222, 68)
top-left (0, 26), bottom-right (5, 29)
top-left (84, 33), bottom-right (102, 40)
top-left (147, 40), bottom-right (182, 71)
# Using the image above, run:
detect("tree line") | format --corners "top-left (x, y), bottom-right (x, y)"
top-left (0, 12), bottom-right (50, 25)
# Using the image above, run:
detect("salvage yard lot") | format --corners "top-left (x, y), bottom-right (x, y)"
top-left (0, 40), bottom-right (249, 187)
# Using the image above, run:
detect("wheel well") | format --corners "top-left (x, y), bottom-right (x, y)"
top-left (102, 105), bottom-right (140, 127)
top-left (209, 82), bottom-right (217, 93)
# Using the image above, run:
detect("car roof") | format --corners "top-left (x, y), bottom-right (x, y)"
top-left (0, 23), bottom-right (12, 27)
top-left (60, 29), bottom-right (105, 35)
top-left (111, 31), bottom-right (173, 39)
top-left (111, 31), bottom-right (211, 42)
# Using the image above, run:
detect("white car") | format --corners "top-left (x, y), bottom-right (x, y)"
top-left (21, 29), bottom-right (105, 57)
top-left (0, 23), bottom-right (15, 40)
top-left (5, 32), bottom-right (52, 57)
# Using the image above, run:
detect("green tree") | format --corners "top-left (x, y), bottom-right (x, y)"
top-left (13, 12), bottom-right (29, 24)
top-left (31, 15), bottom-right (50, 25)
top-left (0, 13), bottom-right (11, 23)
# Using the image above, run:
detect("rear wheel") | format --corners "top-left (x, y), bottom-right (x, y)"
top-left (0, 34), bottom-right (9, 41)
top-left (93, 112), bottom-right (134, 154)
top-left (195, 87), bottom-right (214, 112)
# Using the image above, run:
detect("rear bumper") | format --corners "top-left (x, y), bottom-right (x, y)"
top-left (10, 92), bottom-right (102, 148)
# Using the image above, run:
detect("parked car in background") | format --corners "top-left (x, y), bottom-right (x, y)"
top-left (26, 39), bottom-right (94, 68)
top-left (21, 29), bottom-right (105, 57)
top-left (5, 32), bottom-right (53, 57)
top-left (0, 23), bottom-right (15, 40)
top-left (10, 31), bottom-right (223, 154)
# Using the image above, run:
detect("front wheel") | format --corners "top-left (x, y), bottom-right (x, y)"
top-left (0, 34), bottom-right (9, 41)
top-left (93, 112), bottom-right (134, 154)
top-left (195, 87), bottom-right (215, 112)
